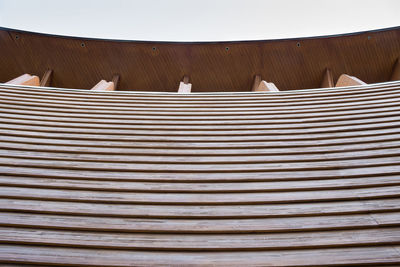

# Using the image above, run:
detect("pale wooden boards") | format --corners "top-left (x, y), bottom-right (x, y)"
top-left (0, 83), bottom-right (400, 265)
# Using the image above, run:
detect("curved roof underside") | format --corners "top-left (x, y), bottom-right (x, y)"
top-left (0, 27), bottom-right (399, 92)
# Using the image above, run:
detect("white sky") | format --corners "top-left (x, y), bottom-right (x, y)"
top-left (0, 0), bottom-right (399, 42)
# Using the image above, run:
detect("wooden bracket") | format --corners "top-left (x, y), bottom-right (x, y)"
top-left (40, 69), bottom-right (53, 87)
top-left (321, 68), bottom-right (334, 88)
top-left (390, 58), bottom-right (400, 81)
top-left (335, 74), bottom-right (366, 87)
top-left (178, 75), bottom-right (192, 93)
top-left (6, 74), bottom-right (40, 86)
top-left (112, 75), bottom-right (120, 90)
top-left (256, 81), bottom-right (279, 92)
top-left (91, 80), bottom-right (115, 91)
top-left (251, 75), bottom-right (262, 91)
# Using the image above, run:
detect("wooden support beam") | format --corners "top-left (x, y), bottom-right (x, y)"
top-left (91, 80), bottom-right (115, 91)
top-left (6, 74), bottom-right (40, 86)
top-left (40, 69), bottom-right (53, 87)
top-left (182, 75), bottom-right (190, 85)
top-left (390, 58), bottom-right (400, 81)
top-left (111, 75), bottom-right (120, 90)
top-left (178, 76), bottom-right (192, 93)
top-left (255, 80), bottom-right (279, 92)
top-left (335, 74), bottom-right (367, 87)
top-left (320, 68), bottom-right (334, 88)
top-left (251, 75), bottom-right (262, 91)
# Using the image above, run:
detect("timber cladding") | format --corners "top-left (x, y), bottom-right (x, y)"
top-left (0, 82), bottom-right (399, 265)
top-left (0, 26), bottom-right (399, 92)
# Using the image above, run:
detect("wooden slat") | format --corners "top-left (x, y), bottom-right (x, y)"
top-left (0, 244), bottom-right (399, 266)
top-left (0, 212), bottom-right (382, 233)
top-left (1, 198), bottom-right (400, 218)
top-left (2, 89), bottom-right (400, 109)
top-left (1, 226), bottom-right (400, 250)
top-left (1, 184), bottom-right (400, 204)
top-left (1, 175), bottom-right (399, 193)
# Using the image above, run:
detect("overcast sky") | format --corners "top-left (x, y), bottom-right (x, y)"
top-left (0, 0), bottom-right (399, 41)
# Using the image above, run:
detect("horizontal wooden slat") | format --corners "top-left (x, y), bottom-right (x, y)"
top-left (0, 244), bottom-right (399, 266)
top-left (3, 98), bottom-right (400, 116)
top-left (1, 226), bottom-right (400, 250)
top-left (0, 147), bottom-right (398, 164)
top-left (1, 212), bottom-right (398, 233)
top-left (2, 108), bottom-right (400, 127)
top-left (1, 198), bottom-right (399, 218)
top-left (1, 90), bottom-right (400, 108)
top-left (0, 139), bottom-right (398, 156)
top-left (0, 175), bottom-right (399, 193)
top-left (0, 155), bottom-right (398, 172)
top-left (1, 84), bottom-right (399, 103)
top-left (1, 164), bottom-right (399, 182)
top-left (1, 185), bottom-right (399, 204)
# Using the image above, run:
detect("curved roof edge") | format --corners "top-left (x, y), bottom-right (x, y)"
top-left (1, 25), bottom-right (399, 44)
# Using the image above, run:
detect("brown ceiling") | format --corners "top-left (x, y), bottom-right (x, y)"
top-left (0, 27), bottom-right (399, 92)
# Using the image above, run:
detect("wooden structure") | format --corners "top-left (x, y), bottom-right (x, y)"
top-left (0, 26), bottom-right (400, 266)
top-left (0, 26), bottom-right (399, 92)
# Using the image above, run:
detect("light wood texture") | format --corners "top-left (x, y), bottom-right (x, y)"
top-left (39, 69), bottom-right (52, 87)
top-left (336, 74), bottom-right (367, 87)
top-left (178, 76), bottom-right (192, 93)
top-left (321, 68), bottom-right (334, 88)
top-left (90, 80), bottom-right (115, 91)
top-left (390, 58), bottom-right (400, 81)
top-left (256, 80), bottom-right (279, 92)
top-left (5, 74), bottom-right (39, 86)
top-left (178, 81), bottom-right (192, 93)
top-left (1, 80), bottom-right (400, 265)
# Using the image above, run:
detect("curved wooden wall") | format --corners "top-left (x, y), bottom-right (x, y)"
top-left (0, 27), bottom-right (399, 92)
top-left (0, 82), bottom-right (400, 265)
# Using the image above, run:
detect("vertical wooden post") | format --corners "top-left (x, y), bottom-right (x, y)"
top-left (252, 75), bottom-right (261, 91)
top-left (390, 58), bottom-right (400, 81)
top-left (40, 69), bottom-right (53, 87)
top-left (320, 68), bottom-right (334, 88)
top-left (112, 75), bottom-right (120, 90)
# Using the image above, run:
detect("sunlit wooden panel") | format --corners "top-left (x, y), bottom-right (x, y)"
top-left (178, 81), bottom-right (192, 93)
top-left (256, 80), bottom-right (279, 92)
top-left (91, 80), bottom-right (115, 91)
top-left (335, 74), bottom-right (367, 87)
top-left (178, 76), bottom-right (192, 93)
top-left (5, 74), bottom-right (40, 86)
